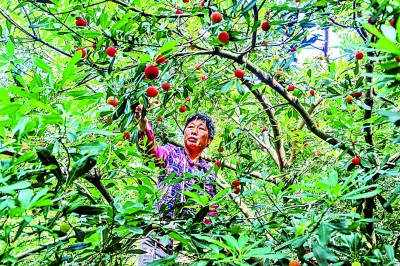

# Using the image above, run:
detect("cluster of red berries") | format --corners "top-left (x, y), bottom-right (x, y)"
top-left (232, 179), bottom-right (241, 194)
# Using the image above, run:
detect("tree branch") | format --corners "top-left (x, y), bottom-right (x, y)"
top-left (212, 48), bottom-right (355, 157)
top-left (231, 116), bottom-right (281, 169)
top-left (289, 97), bottom-right (324, 164)
top-left (0, 8), bottom-right (71, 57)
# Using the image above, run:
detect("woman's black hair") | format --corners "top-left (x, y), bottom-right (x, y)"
top-left (184, 113), bottom-right (215, 139)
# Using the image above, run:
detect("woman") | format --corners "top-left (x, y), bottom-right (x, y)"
top-left (136, 108), bottom-right (218, 265)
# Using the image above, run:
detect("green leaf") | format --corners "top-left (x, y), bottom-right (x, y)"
top-left (238, 234), bottom-right (248, 250)
top-left (221, 80), bottom-right (234, 94)
top-left (77, 128), bottom-right (118, 136)
top-left (307, 69), bottom-right (311, 78)
top-left (65, 243), bottom-right (91, 251)
top-left (222, 235), bottom-right (239, 251)
top-left (146, 254), bottom-right (177, 266)
top-left (14, 216), bottom-right (32, 241)
top-left (0, 181), bottom-right (31, 194)
top-left (73, 228), bottom-right (86, 242)
top-left (159, 40), bottom-right (180, 55)
top-left (6, 40), bottom-right (15, 59)
top-left (318, 222), bottom-right (332, 245)
top-left (236, 81), bottom-right (245, 95)
top-left (67, 155), bottom-right (97, 186)
top-left (33, 57), bottom-right (53, 75)
top-left (242, 0), bottom-right (257, 13)
top-left (377, 194), bottom-right (393, 213)
top-left (243, 248), bottom-right (286, 259)
top-left (193, 206), bottom-right (209, 224)
top-left (312, 240), bottom-right (338, 263)
top-left (0, 103), bottom-right (23, 115)
top-left (60, 52), bottom-right (82, 85)
top-left (183, 191), bottom-right (208, 207)
top-left (36, 147), bottom-right (62, 180)
top-left (76, 142), bottom-right (107, 152)
top-left (169, 232), bottom-right (191, 246)
top-left (341, 186), bottom-right (379, 200)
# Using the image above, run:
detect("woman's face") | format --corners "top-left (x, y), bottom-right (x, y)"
top-left (184, 119), bottom-right (211, 153)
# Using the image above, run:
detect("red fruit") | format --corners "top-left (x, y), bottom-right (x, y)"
top-left (122, 132), bottom-right (131, 140)
top-left (355, 52), bottom-right (364, 60)
top-left (214, 161), bottom-right (221, 167)
top-left (352, 157), bottom-right (361, 165)
top-left (146, 86), bottom-right (159, 98)
top-left (310, 89), bottom-right (315, 96)
top-left (179, 105), bottom-right (187, 112)
top-left (202, 75), bottom-right (208, 80)
top-left (75, 18), bottom-right (87, 27)
top-left (155, 55), bottom-right (165, 64)
top-left (186, 97), bottom-right (191, 101)
top-left (92, 43), bottom-right (97, 49)
top-left (390, 19), bottom-right (396, 27)
top-left (155, 100), bottom-right (159, 104)
top-left (354, 91), bottom-right (363, 98)
top-left (200, 0), bottom-right (205, 7)
top-left (218, 31), bottom-right (229, 43)
top-left (288, 85), bottom-right (295, 91)
top-left (106, 118), bottom-right (112, 123)
top-left (314, 151), bottom-right (321, 157)
top-left (232, 180), bottom-right (240, 187)
top-left (175, 9), bottom-right (183, 14)
top-left (75, 48), bottom-right (86, 58)
top-left (395, 57), bottom-right (400, 63)
top-left (262, 126), bottom-right (267, 132)
top-left (195, 63), bottom-right (202, 70)
top-left (368, 16), bottom-right (377, 25)
top-left (261, 21), bottom-right (271, 31)
top-left (204, 217), bottom-right (212, 224)
top-left (148, 102), bottom-right (152, 108)
top-left (106, 46), bottom-right (117, 57)
top-left (346, 95), bottom-right (354, 103)
top-left (22, 145), bottom-right (29, 151)
top-left (289, 261), bottom-right (301, 266)
top-left (32, 210), bottom-right (37, 214)
top-left (162, 82), bottom-right (170, 91)
top-left (183, 0), bottom-right (189, 2)
top-left (107, 96), bottom-right (119, 107)
top-left (234, 187), bottom-right (241, 194)
top-left (144, 65), bottom-right (159, 80)
top-left (219, 146), bottom-right (224, 152)
top-left (234, 69), bottom-right (245, 79)
top-left (190, 46), bottom-right (195, 50)
top-left (262, 40), bottom-right (268, 46)
top-left (157, 116), bottom-right (163, 121)
top-left (295, 0), bottom-right (299, 2)
top-left (305, 250), bottom-right (310, 254)
top-left (210, 12), bottom-right (223, 23)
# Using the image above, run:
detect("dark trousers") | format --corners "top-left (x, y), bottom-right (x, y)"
top-left (137, 237), bottom-right (170, 265)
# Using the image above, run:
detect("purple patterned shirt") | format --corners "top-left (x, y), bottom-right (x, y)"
top-left (138, 122), bottom-right (217, 217)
